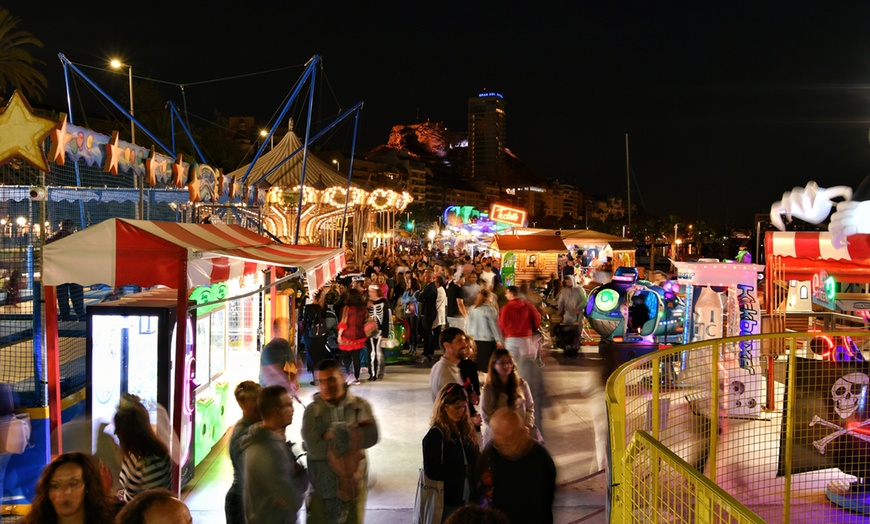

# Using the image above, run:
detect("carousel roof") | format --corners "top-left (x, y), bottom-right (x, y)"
top-left (225, 130), bottom-right (353, 189)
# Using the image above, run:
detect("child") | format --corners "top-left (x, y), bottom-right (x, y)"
top-left (458, 337), bottom-right (482, 432)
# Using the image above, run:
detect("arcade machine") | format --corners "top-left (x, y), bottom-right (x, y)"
top-left (86, 289), bottom-right (196, 490)
top-left (585, 266), bottom-right (685, 378)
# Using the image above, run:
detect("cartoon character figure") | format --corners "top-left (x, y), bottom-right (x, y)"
top-left (770, 177), bottom-right (870, 248)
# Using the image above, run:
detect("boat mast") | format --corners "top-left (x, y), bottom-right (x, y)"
top-left (625, 133), bottom-right (631, 236)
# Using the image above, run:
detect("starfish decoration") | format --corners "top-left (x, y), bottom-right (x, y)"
top-left (103, 131), bottom-right (122, 175)
top-left (214, 168), bottom-right (224, 201)
top-left (143, 146), bottom-right (161, 186)
top-left (187, 163), bottom-right (201, 202)
top-left (0, 90), bottom-right (58, 172)
top-left (48, 114), bottom-right (74, 166)
top-left (172, 154), bottom-right (187, 188)
top-left (228, 177), bottom-right (237, 201)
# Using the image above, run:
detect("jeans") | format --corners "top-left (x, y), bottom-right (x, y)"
top-left (57, 283), bottom-right (85, 320)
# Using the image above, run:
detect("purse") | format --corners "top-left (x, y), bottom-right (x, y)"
top-left (364, 314), bottom-right (379, 338)
top-left (413, 428), bottom-right (444, 524)
top-left (0, 413), bottom-right (31, 454)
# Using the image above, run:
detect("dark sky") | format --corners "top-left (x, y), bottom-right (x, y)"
top-left (10, 2), bottom-right (870, 226)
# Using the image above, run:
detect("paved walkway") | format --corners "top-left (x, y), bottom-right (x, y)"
top-left (182, 349), bottom-right (609, 523)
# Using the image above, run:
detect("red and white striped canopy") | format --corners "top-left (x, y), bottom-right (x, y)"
top-left (43, 218), bottom-right (345, 290)
top-left (766, 231), bottom-right (870, 283)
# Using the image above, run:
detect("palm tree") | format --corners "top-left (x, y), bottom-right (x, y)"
top-left (0, 8), bottom-right (47, 102)
top-left (640, 218), bottom-right (668, 274)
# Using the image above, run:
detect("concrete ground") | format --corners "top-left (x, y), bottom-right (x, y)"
top-left (182, 347), bottom-right (609, 523)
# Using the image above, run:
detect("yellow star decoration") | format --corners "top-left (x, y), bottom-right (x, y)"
top-left (48, 114), bottom-right (74, 166)
top-left (0, 90), bottom-right (57, 172)
top-left (172, 154), bottom-right (187, 188)
top-left (103, 131), bottom-right (122, 175)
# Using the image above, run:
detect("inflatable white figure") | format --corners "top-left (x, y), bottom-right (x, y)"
top-left (770, 179), bottom-right (870, 249)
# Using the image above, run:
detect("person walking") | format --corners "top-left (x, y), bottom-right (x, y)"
top-left (474, 408), bottom-right (556, 524)
top-left (113, 395), bottom-right (172, 502)
top-left (46, 219), bottom-right (86, 321)
top-left (480, 349), bottom-right (539, 445)
top-left (464, 289), bottom-right (504, 377)
top-left (241, 385), bottom-right (308, 524)
top-left (366, 284), bottom-right (390, 381)
top-left (302, 290), bottom-right (331, 376)
top-left (556, 275), bottom-right (587, 354)
top-left (22, 452), bottom-right (116, 524)
top-left (497, 286), bottom-right (541, 362)
top-left (416, 269), bottom-right (439, 362)
top-left (302, 359), bottom-right (380, 523)
top-left (259, 317), bottom-right (298, 393)
top-left (225, 381), bottom-right (261, 524)
top-left (423, 383), bottom-right (481, 522)
top-left (337, 289), bottom-right (369, 385)
top-left (430, 327), bottom-right (467, 401)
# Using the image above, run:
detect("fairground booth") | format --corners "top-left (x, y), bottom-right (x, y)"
top-left (489, 233), bottom-right (567, 286)
top-left (42, 219), bottom-right (344, 493)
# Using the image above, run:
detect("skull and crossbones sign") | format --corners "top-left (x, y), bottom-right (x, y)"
top-left (807, 372), bottom-right (870, 453)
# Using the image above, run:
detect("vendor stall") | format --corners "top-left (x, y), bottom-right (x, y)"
top-left (43, 219), bottom-right (345, 493)
top-left (489, 234), bottom-right (567, 286)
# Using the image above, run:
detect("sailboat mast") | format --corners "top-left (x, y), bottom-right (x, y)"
top-left (625, 133), bottom-right (631, 235)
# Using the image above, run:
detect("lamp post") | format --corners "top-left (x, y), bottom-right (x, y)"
top-left (111, 59), bottom-right (143, 219)
top-left (332, 159), bottom-right (340, 172)
top-left (259, 129), bottom-right (274, 149)
top-left (673, 223), bottom-right (679, 258)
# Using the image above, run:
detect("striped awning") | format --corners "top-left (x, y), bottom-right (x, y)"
top-left (43, 218), bottom-right (344, 291)
top-left (766, 231), bottom-right (870, 283)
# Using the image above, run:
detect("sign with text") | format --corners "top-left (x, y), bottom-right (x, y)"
top-left (490, 204), bottom-right (527, 228)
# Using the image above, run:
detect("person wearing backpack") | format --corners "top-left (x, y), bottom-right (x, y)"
top-left (303, 289), bottom-right (330, 380)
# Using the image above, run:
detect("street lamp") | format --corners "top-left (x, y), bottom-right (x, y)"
top-left (332, 159), bottom-right (340, 172)
top-left (111, 58), bottom-right (143, 219)
top-left (259, 129), bottom-right (274, 149)
top-left (673, 223), bottom-right (679, 258)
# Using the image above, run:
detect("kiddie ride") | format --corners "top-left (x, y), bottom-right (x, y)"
top-left (585, 266), bottom-right (686, 379)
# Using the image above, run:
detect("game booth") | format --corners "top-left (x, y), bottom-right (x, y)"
top-left (765, 230), bottom-right (870, 511)
top-left (489, 233), bottom-right (568, 286)
top-left (42, 219), bottom-right (344, 494)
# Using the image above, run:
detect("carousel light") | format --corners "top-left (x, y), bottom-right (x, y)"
top-left (428, 230), bottom-right (436, 240)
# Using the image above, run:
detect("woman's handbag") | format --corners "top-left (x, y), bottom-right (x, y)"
top-left (413, 427), bottom-right (445, 524)
top-left (0, 413), bottom-right (31, 454)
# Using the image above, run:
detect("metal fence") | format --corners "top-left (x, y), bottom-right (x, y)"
top-left (607, 331), bottom-right (870, 524)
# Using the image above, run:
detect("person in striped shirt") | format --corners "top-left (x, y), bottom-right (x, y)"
top-left (113, 394), bottom-right (172, 502)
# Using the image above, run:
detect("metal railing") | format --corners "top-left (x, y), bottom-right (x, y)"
top-left (607, 331), bottom-right (870, 523)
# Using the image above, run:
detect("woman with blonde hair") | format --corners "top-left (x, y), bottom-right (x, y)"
top-left (480, 348), bottom-right (538, 445)
top-left (464, 289), bottom-right (503, 374)
top-left (422, 383), bottom-right (481, 522)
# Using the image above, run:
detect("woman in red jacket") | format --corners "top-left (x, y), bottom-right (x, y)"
top-left (337, 289), bottom-right (368, 385)
top-left (497, 286), bottom-right (542, 361)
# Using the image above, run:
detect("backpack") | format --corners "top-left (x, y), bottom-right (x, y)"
top-left (324, 307), bottom-right (339, 350)
top-left (304, 305), bottom-right (328, 338)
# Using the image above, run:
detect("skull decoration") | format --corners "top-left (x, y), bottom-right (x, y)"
top-left (832, 372), bottom-right (870, 419)
top-left (730, 380), bottom-right (757, 410)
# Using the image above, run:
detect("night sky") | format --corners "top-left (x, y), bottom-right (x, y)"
top-left (9, 2), bottom-right (870, 226)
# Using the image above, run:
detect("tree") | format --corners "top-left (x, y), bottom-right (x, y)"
top-left (639, 218), bottom-right (668, 273)
top-left (0, 8), bottom-right (47, 102)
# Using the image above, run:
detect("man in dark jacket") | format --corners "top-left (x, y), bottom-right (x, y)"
top-left (416, 268), bottom-right (439, 362)
top-left (241, 385), bottom-right (308, 524)
top-left (225, 381), bottom-right (261, 524)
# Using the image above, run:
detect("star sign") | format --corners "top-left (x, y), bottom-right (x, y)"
top-left (103, 131), bottom-right (122, 175)
top-left (172, 154), bottom-right (187, 188)
top-left (0, 90), bottom-right (58, 172)
top-left (186, 163), bottom-right (201, 202)
top-left (143, 146), bottom-right (160, 186)
top-left (48, 114), bottom-right (74, 166)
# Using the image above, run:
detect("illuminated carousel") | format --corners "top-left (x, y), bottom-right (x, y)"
top-left (225, 126), bottom-right (412, 265)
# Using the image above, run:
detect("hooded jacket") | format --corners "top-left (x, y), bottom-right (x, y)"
top-left (498, 298), bottom-right (542, 339)
top-left (241, 422), bottom-right (308, 524)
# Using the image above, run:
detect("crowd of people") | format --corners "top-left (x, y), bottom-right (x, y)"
top-left (14, 247), bottom-right (586, 524)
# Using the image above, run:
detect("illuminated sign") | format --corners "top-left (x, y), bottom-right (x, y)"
top-left (478, 92), bottom-right (504, 98)
top-left (189, 282), bottom-right (229, 314)
top-left (490, 204), bottom-right (527, 228)
top-left (811, 270), bottom-right (836, 309)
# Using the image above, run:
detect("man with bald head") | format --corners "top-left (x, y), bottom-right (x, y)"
top-left (475, 408), bottom-right (556, 523)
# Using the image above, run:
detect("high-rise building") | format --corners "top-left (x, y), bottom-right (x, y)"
top-left (468, 91), bottom-right (506, 181)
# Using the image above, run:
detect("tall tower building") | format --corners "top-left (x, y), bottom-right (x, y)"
top-left (468, 91), bottom-right (506, 181)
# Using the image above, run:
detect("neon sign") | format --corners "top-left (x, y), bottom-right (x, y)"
top-left (478, 92), bottom-right (504, 98)
top-left (490, 204), bottom-right (527, 228)
top-left (811, 269), bottom-right (836, 308)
